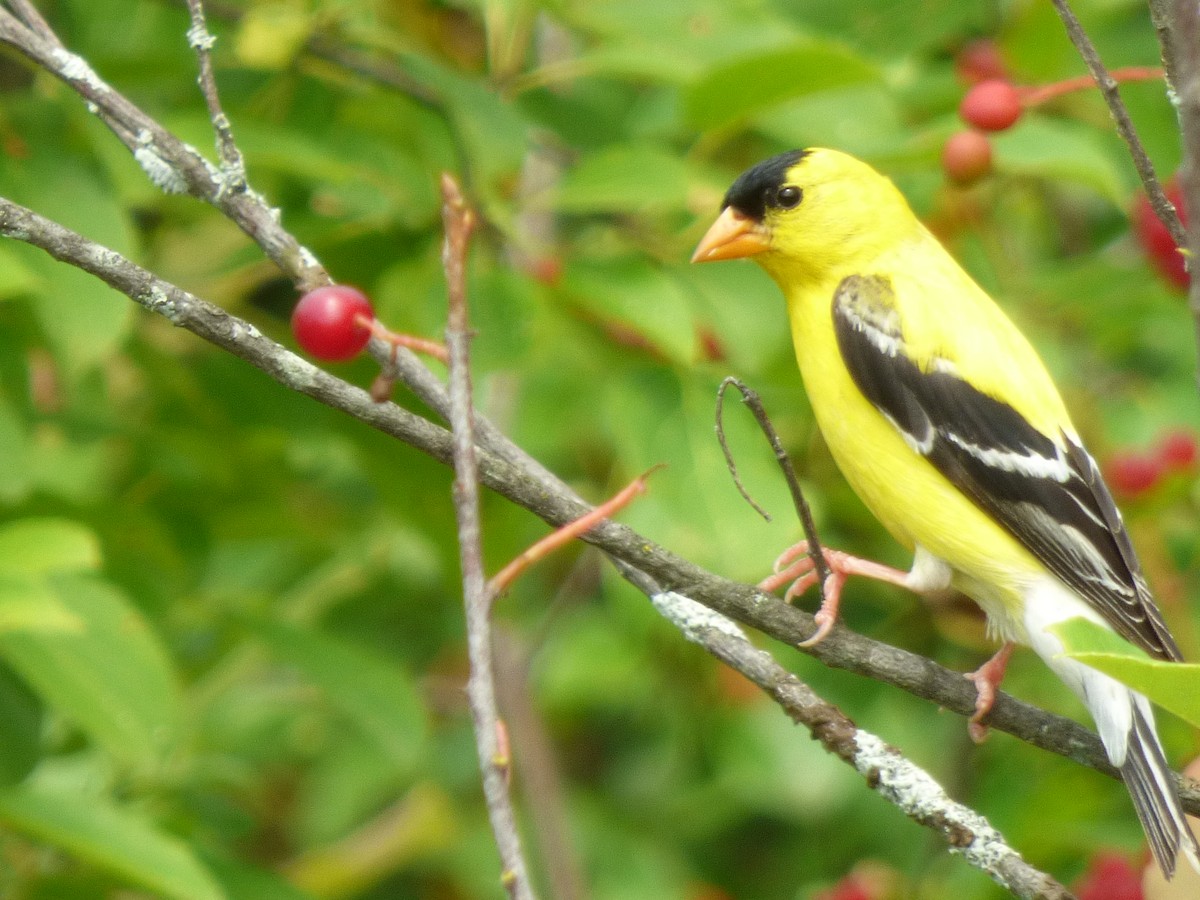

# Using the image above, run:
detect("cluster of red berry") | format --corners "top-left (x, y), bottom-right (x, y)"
top-left (943, 40), bottom-right (1020, 185)
top-left (1133, 181), bottom-right (1190, 291)
top-left (1073, 852), bottom-right (1145, 900)
top-left (814, 850), bottom-right (1148, 900)
top-left (1105, 428), bottom-right (1198, 497)
top-left (944, 41), bottom-right (1190, 293)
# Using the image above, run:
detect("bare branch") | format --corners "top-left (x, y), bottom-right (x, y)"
top-left (440, 175), bottom-right (537, 900)
top-left (5, 0), bottom-right (57, 42)
top-left (0, 5), bottom-right (328, 289)
top-left (184, 0), bottom-right (245, 182)
top-left (1048, 0), bottom-right (1186, 248)
top-left (1148, 0), bottom-right (1181, 93)
top-left (652, 591), bottom-right (1076, 900)
top-left (1169, 0), bottom-right (1200, 385)
top-left (493, 630), bottom-right (587, 900)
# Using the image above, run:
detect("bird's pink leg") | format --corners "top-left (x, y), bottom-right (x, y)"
top-left (762, 542), bottom-right (1016, 741)
top-left (964, 642), bottom-right (1015, 743)
top-left (759, 541), bottom-right (911, 647)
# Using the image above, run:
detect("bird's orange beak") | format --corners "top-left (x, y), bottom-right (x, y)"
top-left (690, 207), bottom-right (770, 263)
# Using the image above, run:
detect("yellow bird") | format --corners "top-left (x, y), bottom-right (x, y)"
top-left (692, 148), bottom-right (1198, 876)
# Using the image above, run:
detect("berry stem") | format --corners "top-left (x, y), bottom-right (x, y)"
top-left (358, 314), bottom-right (450, 363)
top-left (1019, 65), bottom-right (1165, 107)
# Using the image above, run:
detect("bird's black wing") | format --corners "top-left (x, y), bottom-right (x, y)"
top-left (832, 273), bottom-right (1180, 660)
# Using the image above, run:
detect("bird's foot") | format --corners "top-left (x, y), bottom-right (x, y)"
top-left (758, 542), bottom-right (911, 648)
top-left (964, 642), bottom-right (1015, 743)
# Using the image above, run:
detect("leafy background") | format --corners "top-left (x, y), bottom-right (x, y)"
top-left (0, 0), bottom-right (1197, 897)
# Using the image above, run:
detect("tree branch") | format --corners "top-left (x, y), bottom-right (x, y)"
top-left (652, 591), bottom-right (1075, 900)
top-left (184, 0), bottom-right (245, 182)
top-left (441, 175), bottom-right (537, 900)
top-left (0, 4), bottom-right (328, 288)
top-left (1166, 0), bottom-right (1200, 384)
top-left (1048, 0), bottom-right (1186, 249)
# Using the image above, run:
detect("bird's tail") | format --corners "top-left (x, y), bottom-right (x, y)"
top-left (1025, 593), bottom-right (1199, 877)
top-left (1118, 697), bottom-right (1199, 878)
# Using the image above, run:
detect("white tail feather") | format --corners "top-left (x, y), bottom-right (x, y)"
top-left (1023, 578), bottom-right (1199, 877)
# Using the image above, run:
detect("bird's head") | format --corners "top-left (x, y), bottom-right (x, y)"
top-left (691, 148), bottom-right (917, 284)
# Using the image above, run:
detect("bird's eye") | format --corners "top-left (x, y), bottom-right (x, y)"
top-left (776, 185), bottom-right (802, 209)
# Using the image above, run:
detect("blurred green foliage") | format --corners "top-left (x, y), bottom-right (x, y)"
top-left (0, 0), bottom-right (1198, 897)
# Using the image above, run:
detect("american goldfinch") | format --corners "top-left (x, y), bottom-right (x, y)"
top-left (692, 148), bottom-right (1199, 877)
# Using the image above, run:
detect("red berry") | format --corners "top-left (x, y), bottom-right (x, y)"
top-left (529, 257), bottom-right (564, 286)
top-left (291, 286), bottom-right (375, 361)
top-left (1073, 852), bottom-right (1143, 900)
top-left (1133, 180), bottom-right (1189, 290)
top-left (1105, 451), bottom-right (1163, 498)
top-left (955, 39), bottom-right (1010, 85)
top-left (814, 876), bottom-right (873, 900)
top-left (942, 130), bottom-right (993, 185)
top-left (1156, 428), bottom-right (1199, 471)
top-left (696, 325), bottom-right (727, 362)
top-left (960, 79), bottom-right (1024, 131)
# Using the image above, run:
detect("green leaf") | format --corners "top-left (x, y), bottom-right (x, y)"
top-left (0, 398), bottom-right (31, 504)
top-left (0, 575), bottom-right (83, 635)
top-left (234, 2), bottom-right (313, 69)
top-left (199, 850), bottom-right (316, 900)
top-left (1050, 617), bottom-right (1200, 728)
top-left (0, 518), bottom-right (102, 576)
top-left (564, 259), bottom-right (699, 365)
top-left (0, 663), bottom-right (41, 786)
top-left (685, 40), bottom-right (879, 128)
top-left (0, 575), bottom-right (181, 766)
top-left (0, 243), bottom-right (40, 297)
top-left (992, 117), bottom-right (1133, 206)
top-left (258, 623), bottom-right (427, 767)
top-left (0, 151), bottom-right (136, 376)
top-left (0, 782), bottom-right (223, 900)
top-left (548, 145), bottom-right (692, 214)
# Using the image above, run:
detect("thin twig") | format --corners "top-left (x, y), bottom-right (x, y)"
top-left (1147, 0), bottom-right (1181, 94)
top-left (493, 629), bottom-right (588, 900)
top-left (489, 468), bottom-right (656, 598)
top-left (440, 174), bottom-right (537, 900)
top-left (184, 0), bottom-right (246, 183)
top-left (1168, 0), bottom-right (1200, 386)
top-left (5, 0), bottom-right (57, 43)
top-left (1048, 0), bottom-right (1187, 250)
top-left (0, 5), bottom-right (329, 290)
top-left (651, 591), bottom-right (1075, 900)
top-left (161, 0), bottom-right (473, 183)
top-left (716, 377), bottom-right (832, 589)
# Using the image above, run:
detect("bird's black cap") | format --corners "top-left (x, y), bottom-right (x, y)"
top-left (722, 149), bottom-right (809, 221)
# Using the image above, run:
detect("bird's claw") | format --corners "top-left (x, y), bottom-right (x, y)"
top-left (964, 642), bottom-right (1015, 744)
top-left (760, 541), bottom-right (912, 649)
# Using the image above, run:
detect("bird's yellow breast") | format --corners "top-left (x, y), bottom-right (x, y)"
top-left (783, 261), bottom-right (1048, 625)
